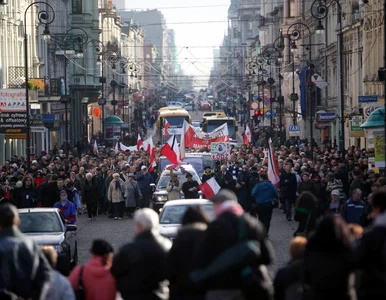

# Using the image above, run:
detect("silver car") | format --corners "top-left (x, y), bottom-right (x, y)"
top-left (158, 199), bottom-right (214, 240)
top-left (151, 165), bottom-right (202, 212)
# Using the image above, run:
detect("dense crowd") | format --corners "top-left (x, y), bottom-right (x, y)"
top-left (1, 133), bottom-right (386, 300)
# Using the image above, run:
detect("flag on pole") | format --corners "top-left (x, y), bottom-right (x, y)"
top-left (93, 140), bottom-right (98, 153)
top-left (267, 138), bottom-right (280, 187)
top-left (164, 119), bottom-right (170, 138)
top-left (160, 135), bottom-right (181, 166)
top-left (144, 137), bottom-right (156, 171)
top-left (114, 140), bottom-right (119, 154)
top-left (137, 134), bottom-right (143, 150)
top-left (198, 177), bottom-right (221, 199)
top-left (243, 125), bottom-right (252, 145)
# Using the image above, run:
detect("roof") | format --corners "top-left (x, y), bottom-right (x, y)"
top-left (104, 115), bottom-right (124, 124)
top-left (18, 208), bottom-right (59, 213)
top-left (163, 199), bottom-right (211, 206)
top-left (360, 107), bottom-right (385, 128)
top-left (205, 116), bottom-right (236, 121)
top-left (159, 107), bottom-right (190, 117)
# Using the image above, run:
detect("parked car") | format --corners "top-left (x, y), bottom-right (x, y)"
top-left (167, 101), bottom-right (184, 108)
top-left (158, 199), bottom-right (214, 240)
top-left (201, 102), bottom-right (212, 111)
top-left (150, 164), bottom-right (202, 213)
top-left (184, 104), bottom-right (193, 111)
top-left (18, 208), bottom-right (78, 276)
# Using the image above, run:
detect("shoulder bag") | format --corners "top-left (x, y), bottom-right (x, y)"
top-left (75, 265), bottom-right (85, 300)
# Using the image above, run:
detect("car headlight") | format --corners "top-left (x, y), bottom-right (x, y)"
top-left (156, 195), bottom-right (168, 201)
top-left (54, 245), bottom-right (63, 254)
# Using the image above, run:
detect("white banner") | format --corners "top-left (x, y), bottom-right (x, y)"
top-left (0, 89), bottom-right (26, 112)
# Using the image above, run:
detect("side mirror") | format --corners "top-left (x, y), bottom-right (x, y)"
top-left (150, 183), bottom-right (156, 191)
top-left (66, 224), bottom-right (77, 232)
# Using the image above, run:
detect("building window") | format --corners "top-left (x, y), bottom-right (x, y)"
top-left (72, 0), bottom-right (82, 14)
top-left (289, 0), bottom-right (296, 17)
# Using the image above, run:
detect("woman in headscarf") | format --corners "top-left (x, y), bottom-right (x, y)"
top-left (108, 173), bottom-right (125, 220)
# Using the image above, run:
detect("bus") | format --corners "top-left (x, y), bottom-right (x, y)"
top-left (202, 116), bottom-right (238, 142)
top-left (157, 107), bottom-right (192, 144)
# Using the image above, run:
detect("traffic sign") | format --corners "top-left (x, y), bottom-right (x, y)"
top-left (265, 110), bottom-right (276, 120)
top-left (288, 125), bottom-right (300, 136)
top-left (250, 102), bottom-right (259, 110)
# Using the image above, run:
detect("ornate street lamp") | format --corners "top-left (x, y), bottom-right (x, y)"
top-left (24, 2), bottom-right (55, 169)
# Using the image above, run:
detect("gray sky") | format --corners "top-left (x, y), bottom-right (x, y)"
top-left (121, 0), bottom-right (230, 88)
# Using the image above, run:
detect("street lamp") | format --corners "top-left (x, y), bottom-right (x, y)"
top-left (311, 0), bottom-right (345, 157)
top-left (110, 79), bottom-right (118, 115)
top-left (24, 2), bottom-right (55, 170)
top-left (98, 96), bottom-right (107, 139)
top-left (61, 27), bottom-right (88, 157)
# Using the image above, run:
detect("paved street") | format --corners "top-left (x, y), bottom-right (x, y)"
top-left (76, 208), bottom-right (295, 278)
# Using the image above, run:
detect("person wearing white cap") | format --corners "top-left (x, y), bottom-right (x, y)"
top-left (325, 189), bottom-right (344, 216)
top-left (108, 173), bottom-right (125, 220)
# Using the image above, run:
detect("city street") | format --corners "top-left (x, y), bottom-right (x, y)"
top-left (76, 208), bottom-right (296, 278)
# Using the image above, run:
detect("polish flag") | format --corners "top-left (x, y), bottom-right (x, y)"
top-left (93, 140), bottom-right (98, 153)
top-left (198, 177), bottom-right (221, 199)
top-left (160, 135), bottom-right (181, 166)
top-left (144, 137), bottom-right (157, 172)
top-left (164, 120), bottom-right (170, 138)
top-left (243, 125), bottom-right (252, 145)
top-left (267, 138), bottom-right (280, 187)
top-left (137, 134), bottom-right (143, 150)
top-left (114, 140), bottom-right (119, 154)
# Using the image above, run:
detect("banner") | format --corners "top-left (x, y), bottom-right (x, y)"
top-left (374, 130), bottom-right (385, 168)
top-left (182, 120), bottom-right (229, 148)
top-left (0, 89), bottom-right (27, 135)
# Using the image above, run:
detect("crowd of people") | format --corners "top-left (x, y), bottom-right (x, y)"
top-left (1, 125), bottom-right (386, 299)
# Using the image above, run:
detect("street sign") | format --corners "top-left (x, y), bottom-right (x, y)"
top-left (210, 142), bottom-right (230, 161)
top-left (358, 95), bottom-right (378, 103)
top-left (311, 73), bottom-right (328, 89)
top-left (363, 106), bottom-right (382, 118)
top-left (30, 118), bottom-right (44, 126)
top-left (250, 102), bottom-right (259, 110)
top-left (318, 112), bottom-right (336, 122)
top-left (315, 122), bottom-right (332, 129)
top-left (265, 110), bottom-right (276, 120)
top-left (31, 127), bottom-right (46, 133)
top-left (288, 125), bottom-right (300, 136)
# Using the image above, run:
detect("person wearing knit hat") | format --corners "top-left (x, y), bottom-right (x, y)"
top-left (53, 190), bottom-right (77, 224)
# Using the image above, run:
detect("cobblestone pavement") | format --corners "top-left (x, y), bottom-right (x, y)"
top-left (76, 207), bottom-right (296, 279)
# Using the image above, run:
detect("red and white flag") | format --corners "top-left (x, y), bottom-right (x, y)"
top-left (267, 138), bottom-right (280, 187)
top-left (93, 140), bottom-right (98, 153)
top-left (114, 140), bottom-right (119, 154)
top-left (198, 177), bottom-right (221, 199)
top-left (137, 134), bottom-right (143, 150)
top-left (160, 135), bottom-right (181, 167)
top-left (243, 125), bottom-right (252, 145)
top-left (144, 137), bottom-right (157, 171)
top-left (119, 142), bottom-right (137, 152)
top-left (164, 120), bottom-right (170, 138)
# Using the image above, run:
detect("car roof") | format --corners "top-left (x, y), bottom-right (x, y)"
top-left (163, 164), bottom-right (197, 172)
top-left (18, 208), bottom-right (59, 213)
top-left (163, 199), bottom-right (212, 207)
top-left (160, 153), bottom-right (211, 159)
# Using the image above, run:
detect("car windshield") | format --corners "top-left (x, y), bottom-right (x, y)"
top-left (157, 170), bottom-right (201, 189)
top-left (19, 212), bottom-right (63, 233)
top-left (165, 116), bottom-right (188, 126)
top-left (159, 204), bottom-right (214, 224)
top-left (160, 157), bottom-right (204, 174)
top-left (208, 120), bottom-right (234, 136)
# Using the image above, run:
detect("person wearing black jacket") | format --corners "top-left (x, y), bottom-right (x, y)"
top-left (215, 165), bottom-right (235, 191)
top-left (111, 208), bottom-right (172, 300)
top-left (83, 173), bottom-right (101, 220)
top-left (355, 189), bottom-right (386, 300)
top-left (202, 166), bottom-right (214, 183)
top-left (182, 173), bottom-right (199, 199)
top-left (0, 203), bottom-right (52, 300)
top-left (279, 163), bottom-right (298, 221)
top-left (15, 176), bottom-right (40, 208)
top-left (192, 190), bottom-right (274, 300)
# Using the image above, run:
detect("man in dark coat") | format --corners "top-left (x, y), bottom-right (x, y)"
top-left (201, 166), bottom-right (214, 183)
top-left (215, 165), bottom-right (235, 191)
top-left (355, 189), bottom-right (386, 300)
top-left (136, 166), bottom-right (155, 208)
top-left (182, 173), bottom-right (199, 199)
top-left (111, 208), bottom-right (172, 300)
top-left (192, 189), bottom-right (274, 299)
top-left (279, 163), bottom-right (298, 221)
top-left (0, 203), bottom-right (52, 299)
top-left (39, 175), bottom-right (62, 207)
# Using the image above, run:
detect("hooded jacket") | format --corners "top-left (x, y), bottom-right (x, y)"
top-left (68, 256), bottom-right (117, 300)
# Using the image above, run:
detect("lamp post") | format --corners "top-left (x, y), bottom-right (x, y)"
top-left (98, 96), bottom-right (107, 139)
top-left (62, 27), bottom-right (88, 157)
top-left (311, 0), bottom-right (345, 157)
top-left (24, 2), bottom-right (55, 170)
